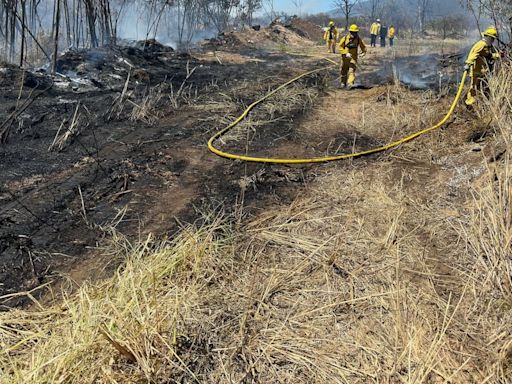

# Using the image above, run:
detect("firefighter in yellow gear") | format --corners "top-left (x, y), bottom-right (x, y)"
top-left (464, 26), bottom-right (502, 106)
top-left (370, 19), bottom-right (381, 47)
top-left (338, 24), bottom-right (367, 88)
top-left (388, 25), bottom-right (395, 46)
top-left (324, 21), bottom-right (339, 53)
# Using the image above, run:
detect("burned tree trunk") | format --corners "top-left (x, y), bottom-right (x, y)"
top-left (9, 0), bottom-right (16, 62)
top-left (19, 0), bottom-right (26, 67)
top-left (99, 0), bottom-right (113, 45)
top-left (63, 0), bottom-right (72, 47)
top-left (83, 0), bottom-right (98, 47)
top-left (52, 0), bottom-right (61, 74)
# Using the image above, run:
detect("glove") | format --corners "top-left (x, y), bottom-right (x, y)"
top-left (464, 64), bottom-right (470, 71)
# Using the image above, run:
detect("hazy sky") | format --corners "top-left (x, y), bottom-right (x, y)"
top-left (273, 0), bottom-right (331, 14)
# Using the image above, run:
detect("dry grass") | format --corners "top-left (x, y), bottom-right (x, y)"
top-left (0, 219), bottom-right (233, 383)
top-left (48, 102), bottom-right (84, 152)
top-left (212, 77), bottom-right (320, 146)
top-left (298, 83), bottom-right (445, 155)
top-left (129, 85), bottom-right (165, 125)
top-left (109, 64), bottom-right (199, 124)
top-left (1, 61), bottom-right (511, 384)
top-left (391, 37), bottom-right (468, 58)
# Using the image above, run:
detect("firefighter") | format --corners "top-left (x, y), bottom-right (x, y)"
top-left (338, 24), bottom-right (367, 88)
top-left (370, 18), bottom-right (381, 47)
top-left (388, 25), bottom-right (396, 47)
top-left (464, 26), bottom-right (502, 106)
top-left (324, 21), bottom-right (339, 53)
top-left (380, 24), bottom-right (388, 47)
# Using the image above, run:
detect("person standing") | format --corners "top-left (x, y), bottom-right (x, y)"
top-left (338, 24), bottom-right (367, 89)
top-left (324, 21), bottom-right (339, 53)
top-left (370, 19), bottom-right (381, 47)
top-left (464, 26), bottom-right (502, 106)
top-left (380, 24), bottom-right (388, 47)
top-left (388, 25), bottom-right (396, 46)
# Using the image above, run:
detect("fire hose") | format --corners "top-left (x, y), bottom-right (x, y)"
top-left (207, 57), bottom-right (468, 164)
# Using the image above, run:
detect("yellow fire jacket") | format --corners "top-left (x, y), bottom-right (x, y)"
top-left (370, 22), bottom-right (381, 35)
top-left (338, 34), bottom-right (367, 59)
top-left (324, 26), bottom-right (339, 41)
top-left (465, 39), bottom-right (501, 74)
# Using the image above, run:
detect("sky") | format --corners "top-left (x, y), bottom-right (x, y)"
top-left (272, 0), bottom-right (331, 15)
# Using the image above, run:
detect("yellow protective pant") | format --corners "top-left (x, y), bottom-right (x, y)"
top-left (466, 70), bottom-right (484, 106)
top-left (326, 39), bottom-right (336, 53)
top-left (340, 56), bottom-right (357, 86)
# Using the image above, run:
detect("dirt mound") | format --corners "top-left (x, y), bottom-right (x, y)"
top-left (203, 21), bottom-right (315, 50)
top-left (284, 16), bottom-right (324, 43)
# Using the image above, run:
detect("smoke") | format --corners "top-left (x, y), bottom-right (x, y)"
top-left (393, 65), bottom-right (433, 90)
top-left (115, 1), bottom-right (220, 50)
top-left (390, 51), bottom-right (467, 91)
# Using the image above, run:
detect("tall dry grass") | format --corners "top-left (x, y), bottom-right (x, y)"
top-left (0, 219), bottom-right (235, 383)
top-left (453, 61), bottom-right (512, 381)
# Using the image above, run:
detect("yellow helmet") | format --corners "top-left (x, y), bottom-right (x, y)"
top-left (483, 26), bottom-right (498, 38)
top-left (329, 21), bottom-right (335, 26)
top-left (349, 24), bottom-right (359, 32)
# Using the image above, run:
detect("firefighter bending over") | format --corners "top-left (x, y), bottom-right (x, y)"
top-left (324, 21), bottom-right (339, 53)
top-left (464, 26), bottom-right (502, 106)
top-left (338, 24), bottom-right (367, 89)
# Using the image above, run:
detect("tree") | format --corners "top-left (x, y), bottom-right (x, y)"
top-left (51, 0), bottom-right (61, 73)
top-left (362, 0), bottom-right (383, 20)
top-left (173, 0), bottom-right (201, 48)
top-left (416, 0), bottom-right (431, 33)
top-left (461, 0), bottom-right (512, 41)
top-left (202, 0), bottom-right (240, 33)
top-left (429, 14), bottom-right (469, 39)
top-left (236, 0), bottom-right (262, 27)
top-left (262, 0), bottom-right (277, 22)
top-left (332, 0), bottom-right (359, 30)
top-left (291, 0), bottom-right (303, 15)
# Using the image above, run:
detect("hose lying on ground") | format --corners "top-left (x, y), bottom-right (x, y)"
top-left (207, 56), bottom-right (468, 164)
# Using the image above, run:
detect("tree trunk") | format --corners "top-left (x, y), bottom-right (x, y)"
top-left (52, 0), bottom-right (61, 74)
top-left (8, 0), bottom-right (16, 62)
top-left (345, 2), bottom-right (349, 30)
top-left (63, 0), bottom-right (71, 47)
top-left (20, 0), bottom-right (26, 67)
top-left (84, 0), bottom-right (98, 47)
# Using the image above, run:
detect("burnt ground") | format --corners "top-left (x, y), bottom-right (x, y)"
top-left (0, 43), bottom-right (330, 306)
top-left (0, 35), bottom-right (464, 307)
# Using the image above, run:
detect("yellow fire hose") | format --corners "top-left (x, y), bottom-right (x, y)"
top-left (207, 57), bottom-right (468, 164)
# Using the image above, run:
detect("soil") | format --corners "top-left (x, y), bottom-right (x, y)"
top-left (0, 22), bottom-right (465, 308)
top-left (202, 19), bottom-right (317, 50)
top-left (284, 16), bottom-right (325, 43)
